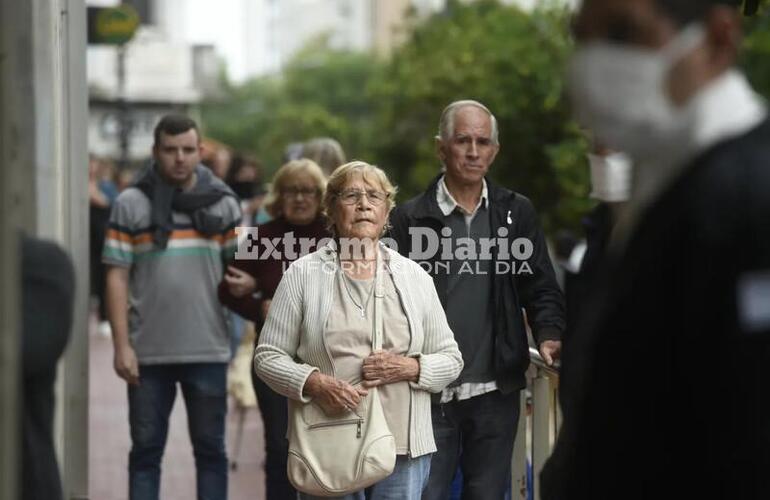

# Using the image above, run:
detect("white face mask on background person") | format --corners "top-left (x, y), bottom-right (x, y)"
top-left (568, 24), bottom-right (706, 160)
top-left (588, 152), bottom-right (632, 202)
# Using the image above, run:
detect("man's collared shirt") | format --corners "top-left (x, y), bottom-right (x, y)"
top-left (435, 175), bottom-right (499, 403)
top-left (436, 175), bottom-right (489, 227)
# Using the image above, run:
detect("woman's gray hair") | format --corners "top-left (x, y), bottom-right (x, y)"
top-left (436, 100), bottom-right (499, 145)
top-left (323, 160), bottom-right (397, 236)
top-left (302, 137), bottom-right (347, 177)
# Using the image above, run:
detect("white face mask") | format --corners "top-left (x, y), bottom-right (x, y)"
top-left (588, 152), bottom-right (632, 202)
top-left (568, 24), bottom-right (705, 160)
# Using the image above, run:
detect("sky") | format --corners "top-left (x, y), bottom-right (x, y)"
top-left (89, 0), bottom-right (253, 82)
top-left (179, 0), bottom-right (250, 82)
top-left (86, 0), bottom-right (578, 83)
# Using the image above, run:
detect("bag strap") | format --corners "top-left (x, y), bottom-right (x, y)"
top-left (373, 246), bottom-right (385, 351)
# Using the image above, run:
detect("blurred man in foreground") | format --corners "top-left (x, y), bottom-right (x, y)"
top-left (543, 1), bottom-right (770, 498)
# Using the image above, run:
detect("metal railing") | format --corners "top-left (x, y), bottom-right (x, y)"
top-left (511, 347), bottom-right (561, 500)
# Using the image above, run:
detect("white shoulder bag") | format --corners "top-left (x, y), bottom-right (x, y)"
top-left (286, 255), bottom-right (396, 496)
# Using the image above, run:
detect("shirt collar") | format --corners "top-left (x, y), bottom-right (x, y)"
top-left (613, 70), bottom-right (767, 252)
top-left (690, 70), bottom-right (766, 153)
top-left (632, 71), bottom-right (766, 210)
top-left (436, 175), bottom-right (489, 217)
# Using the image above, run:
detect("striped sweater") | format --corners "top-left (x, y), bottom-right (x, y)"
top-left (103, 186), bottom-right (241, 364)
top-left (254, 242), bottom-right (463, 457)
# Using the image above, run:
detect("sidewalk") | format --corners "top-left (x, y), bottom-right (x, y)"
top-left (88, 329), bottom-right (265, 499)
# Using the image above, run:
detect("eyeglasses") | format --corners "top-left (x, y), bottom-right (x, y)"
top-left (282, 187), bottom-right (319, 199)
top-left (337, 189), bottom-right (389, 206)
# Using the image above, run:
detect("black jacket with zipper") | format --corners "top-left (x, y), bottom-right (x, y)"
top-left (388, 175), bottom-right (565, 393)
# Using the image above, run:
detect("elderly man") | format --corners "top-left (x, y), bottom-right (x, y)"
top-left (389, 100), bottom-right (566, 499)
top-left (542, 1), bottom-right (770, 498)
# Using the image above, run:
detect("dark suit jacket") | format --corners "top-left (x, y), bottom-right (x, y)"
top-left (542, 120), bottom-right (770, 499)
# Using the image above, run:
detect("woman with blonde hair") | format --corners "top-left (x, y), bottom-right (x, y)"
top-left (218, 158), bottom-right (331, 500)
top-left (255, 161), bottom-right (463, 499)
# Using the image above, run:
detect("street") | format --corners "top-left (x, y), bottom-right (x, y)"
top-left (88, 328), bottom-right (266, 499)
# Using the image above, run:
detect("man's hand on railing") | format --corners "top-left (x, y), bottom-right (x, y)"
top-left (538, 340), bottom-right (562, 367)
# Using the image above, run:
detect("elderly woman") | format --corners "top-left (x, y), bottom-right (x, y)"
top-left (255, 161), bottom-right (463, 500)
top-left (218, 158), bottom-right (330, 500)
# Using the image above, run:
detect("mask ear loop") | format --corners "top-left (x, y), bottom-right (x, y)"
top-left (662, 23), bottom-right (707, 64)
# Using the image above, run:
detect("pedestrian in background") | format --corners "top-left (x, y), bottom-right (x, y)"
top-left (104, 114), bottom-right (241, 500)
top-left (302, 137), bottom-right (347, 177)
top-left (219, 158), bottom-right (330, 500)
top-left (389, 100), bottom-right (566, 500)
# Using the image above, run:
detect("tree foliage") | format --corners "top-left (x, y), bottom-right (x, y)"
top-left (200, 37), bottom-right (380, 172)
top-left (370, 0), bottom-right (590, 231)
top-left (202, 1), bottom-right (596, 232)
top-left (741, 4), bottom-right (770, 97)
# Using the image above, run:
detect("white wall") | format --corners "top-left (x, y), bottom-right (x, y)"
top-left (88, 104), bottom-right (179, 161)
top-left (87, 23), bottom-right (200, 162)
top-left (88, 28), bottom-right (200, 103)
top-left (153, 0), bottom-right (257, 83)
top-left (33, 1), bottom-right (90, 498)
top-left (1, 1), bottom-right (89, 499)
top-left (259, 0), bottom-right (375, 75)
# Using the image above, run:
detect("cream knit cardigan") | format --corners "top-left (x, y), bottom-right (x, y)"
top-left (254, 242), bottom-right (463, 457)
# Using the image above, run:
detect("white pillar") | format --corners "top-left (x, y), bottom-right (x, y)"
top-left (32, 0), bottom-right (90, 497)
top-left (0, 0), bottom-right (38, 497)
top-left (56, 2), bottom-right (90, 498)
top-left (1, 0), bottom-right (89, 498)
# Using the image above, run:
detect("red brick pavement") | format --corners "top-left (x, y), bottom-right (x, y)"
top-left (89, 331), bottom-right (265, 499)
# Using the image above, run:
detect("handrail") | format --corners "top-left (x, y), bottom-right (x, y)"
top-left (512, 348), bottom-right (561, 500)
top-left (528, 346), bottom-right (560, 374)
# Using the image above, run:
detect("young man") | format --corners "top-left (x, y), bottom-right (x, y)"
top-left (544, 1), bottom-right (770, 498)
top-left (104, 114), bottom-right (241, 500)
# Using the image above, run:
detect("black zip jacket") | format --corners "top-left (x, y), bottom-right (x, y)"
top-left (388, 175), bottom-right (565, 393)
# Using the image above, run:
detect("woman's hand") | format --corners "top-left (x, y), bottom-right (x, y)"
top-left (361, 350), bottom-right (420, 388)
top-left (224, 266), bottom-right (257, 298)
top-left (303, 372), bottom-right (369, 416)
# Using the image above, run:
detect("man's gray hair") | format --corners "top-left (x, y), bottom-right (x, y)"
top-left (437, 100), bottom-right (499, 145)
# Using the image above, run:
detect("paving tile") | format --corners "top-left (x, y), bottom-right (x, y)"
top-left (89, 332), bottom-right (266, 499)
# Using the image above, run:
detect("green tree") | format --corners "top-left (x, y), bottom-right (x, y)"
top-left (371, 0), bottom-right (591, 231)
top-left (741, 3), bottom-right (770, 97)
top-left (201, 37), bottom-right (382, 175)
top-left (202, 1), bottom-right (592, 231)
